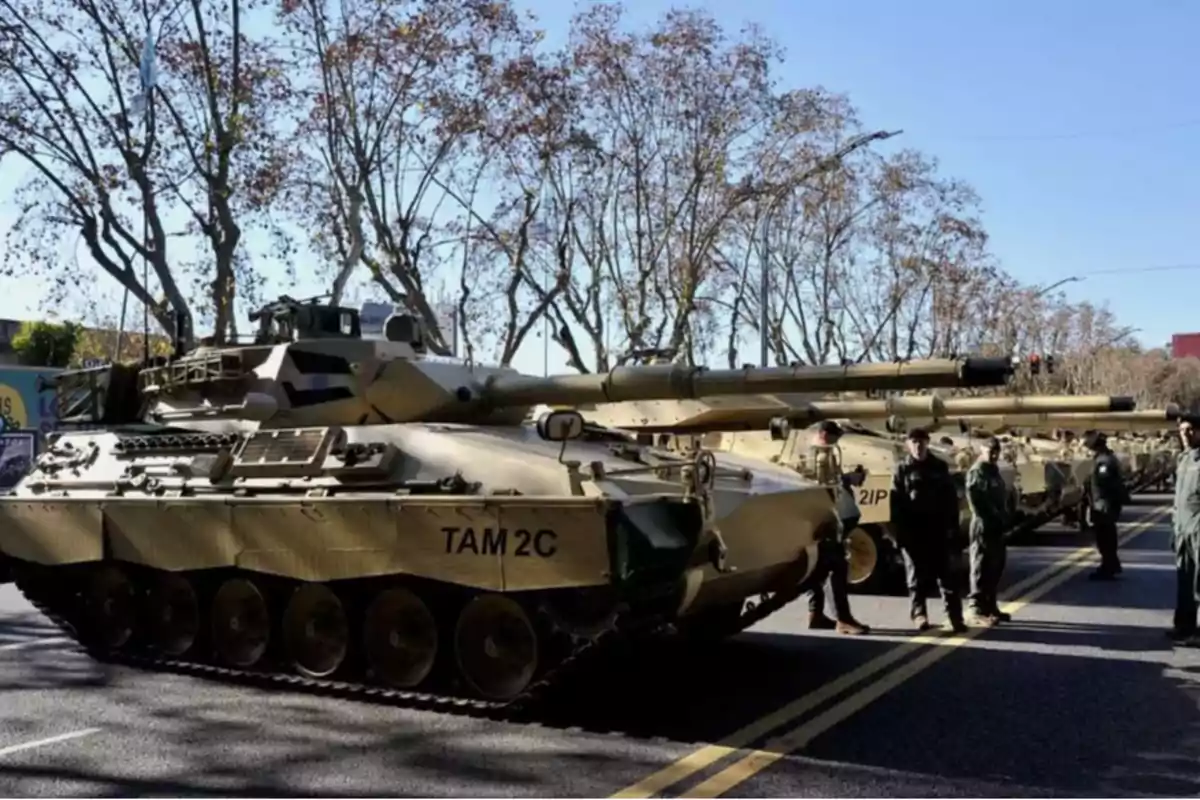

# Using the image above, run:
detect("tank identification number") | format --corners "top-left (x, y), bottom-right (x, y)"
top-left (857, 489), bottom-right (890, 507)
top-left (442, 526), bottom-right (559, 558)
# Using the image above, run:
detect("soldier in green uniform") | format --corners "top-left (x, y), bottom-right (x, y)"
top-left (1170, 417), bottom-right (1200, 644)
top-left (1084, 430), bottom-right (1129, 580)
top-left (965, 437), bottom-right (1012, 626)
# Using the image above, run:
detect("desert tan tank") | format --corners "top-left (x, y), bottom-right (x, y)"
top-left (0, 295), bottom-right (1016, 713)
top-left (579, 393), bottom-right (1134, 593)
top-left (964, 408), bottom-right (1186, 494)
top-left (922, 422), bottom-right (1085, 539)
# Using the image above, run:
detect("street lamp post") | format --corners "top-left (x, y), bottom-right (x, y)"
top-left (1006, 275), bottom-right (1083, 357)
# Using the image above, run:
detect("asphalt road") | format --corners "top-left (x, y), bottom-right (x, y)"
top-left (0, 497), bottom-right (1196, 797)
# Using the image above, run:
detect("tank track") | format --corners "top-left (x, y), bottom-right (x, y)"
top-left (12, 561), bottom-right (809, 720)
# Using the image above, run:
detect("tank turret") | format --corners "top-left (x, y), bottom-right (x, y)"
top-left (41, 294), bottom-right (1018, 433)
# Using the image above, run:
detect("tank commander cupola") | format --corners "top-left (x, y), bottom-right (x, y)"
top-left (383, 311), bottom-right (429, 354)
top-left (250, 294), bottom-right (363, 344)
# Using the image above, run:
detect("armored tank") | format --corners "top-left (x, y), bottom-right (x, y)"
top-left (921, 422), bottom-right (1084, 540)
top-left (0, 296), bottom-right (1016, 712)
top-left (962, 409), bottom-right (1186, 494)
top-left (578, 393), bottom-right (1135, 594)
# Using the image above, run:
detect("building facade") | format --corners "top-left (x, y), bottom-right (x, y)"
top-left (1172, 333), bottom-right (1200, 360)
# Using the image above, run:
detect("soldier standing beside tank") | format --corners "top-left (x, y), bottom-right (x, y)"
top-left (806, 420), bottom-right (870, 635)
top-left (1084, 430), bottom-right (1129, 580)
top-left (965, 437), bottom-right (1012, 626)
top-left (1170, 417), bottom-right (1200, 644)
top-left (889, 427), bottom-right (967, 633)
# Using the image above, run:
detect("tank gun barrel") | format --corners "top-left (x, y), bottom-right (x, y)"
top-left (948, 408), bottom-right (1184, 434)
top-left (596, 393), bottom-right (1133, 435)
top-left (481, 356), bottom-right (1014, 409)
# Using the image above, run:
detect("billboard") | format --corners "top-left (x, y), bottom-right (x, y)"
top-left (0, 366), bottom-right (62, 437)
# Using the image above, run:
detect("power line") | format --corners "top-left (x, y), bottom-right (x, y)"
top-left (921, 118), bottom-right (1200, 144)
top-left (1080, 263), bottom-right (1200, 276)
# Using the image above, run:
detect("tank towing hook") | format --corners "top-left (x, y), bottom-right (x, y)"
top-left (681, 449), bottom-right (735, 574)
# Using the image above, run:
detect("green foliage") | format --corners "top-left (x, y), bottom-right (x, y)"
top-left (11, 320), bottom-right (81, 368)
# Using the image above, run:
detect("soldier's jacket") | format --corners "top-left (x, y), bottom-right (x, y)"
top-left (1173, 447), bottom-right (1200, 548)
top-left (889, 454), bottom-right (959, 546)
top-left (966, 460), bottom-right (1009, 534)
top-left (1089, 450), bottom-right (1129, 518)
top-left (811, 444), bottom-right (860, 538)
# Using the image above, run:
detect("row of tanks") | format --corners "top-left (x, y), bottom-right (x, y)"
top-left (0, 294), bottom-right (1180, 710)
top-left (567, 380), bottom-right (1142, 594)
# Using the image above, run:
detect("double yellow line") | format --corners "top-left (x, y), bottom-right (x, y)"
top-left (612, 505), bottom-right (1170, 799)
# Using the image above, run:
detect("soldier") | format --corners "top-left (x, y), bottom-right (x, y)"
top-left (890, 427), bottom-right (966, 633)
top-left (1082, 430), bottom-right (1128, 580)
top-left (966, 436), bottom-right (1012, 625)
top-left (1170, 417), bottom-right (1200, 644)
top-left (806, 420), bottom-right (870, 635)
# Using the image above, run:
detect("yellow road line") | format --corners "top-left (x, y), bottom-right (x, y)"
top-left (682, 508), bottom-right (1169, 798)
top-left (610, 506), bottom-right (1168, 799)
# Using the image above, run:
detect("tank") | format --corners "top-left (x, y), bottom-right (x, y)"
top-left (582, 393), bottom-right (1134, 594)
top-left (0, 295), bottom-right (1016, 713)
top-left (961, 409), bottom-right (1185, 491)
top-left (970, 411), bottom-right (1185, 483)
top-left (952, 409), bottom-right (1189, 527)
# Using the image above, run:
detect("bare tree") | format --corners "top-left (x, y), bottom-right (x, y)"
top-left (536, 4), bottom-right (783, 371)
top-left (0, 0), bottom-right (295, 349)
top-left (281, 0), bottom-right (553, 360)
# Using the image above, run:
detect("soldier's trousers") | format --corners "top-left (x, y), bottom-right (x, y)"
top-left (1093, 511), bottom-right (1122, 574)
top-left (899, 539), bottom-right (962, 622)
top-left (807, 538), bottom-right (853, 621)
top-left (968, 523), bottom-right (1006, 615)
top-left (1175, 536), bottom-right (1200, 635)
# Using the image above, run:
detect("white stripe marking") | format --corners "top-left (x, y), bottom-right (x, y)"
top-left (0, 636), bottom-right (68, 652)
top-left (0, 728), bottom-right (101, 757)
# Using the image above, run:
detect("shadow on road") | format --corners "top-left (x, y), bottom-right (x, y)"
top-left (0, 612), bottom-right (112, 692)
top-left (785, 609), bottom-right (1200, 798)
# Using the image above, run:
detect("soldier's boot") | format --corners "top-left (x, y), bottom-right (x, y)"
top-left (943, 597), bottom-right (968, 634)
top-left (808, 612), bottom-right (837, 630)
top-left (967, 606), bottom-right (998, 627)
top-left (1166, 627), bottom-right (1195, 643)
top-left (835, 617), bottom-right (870, 636)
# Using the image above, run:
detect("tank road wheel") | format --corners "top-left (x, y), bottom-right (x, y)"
top-left (210, 578), bottom-right (271, 668)
top-left (363, 587), bottom-right (438, 689)
top-left (282, 583), bottom-right (350, 679)
top-left (845, 527), bottom-right (879, 586)
top-left (82, 565), bottom-right (137, 651)
top-left (454, 594), bottom-right (539, 702)
top-left (145, 572), bottom-right (201, 656)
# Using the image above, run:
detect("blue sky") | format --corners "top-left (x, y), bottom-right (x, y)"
top-left (518, 0), bottom-right (1200, 367)
top-left (1, 0), bottom-right (1196, 377)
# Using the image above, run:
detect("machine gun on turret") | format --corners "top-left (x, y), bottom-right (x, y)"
top-left (248, 294), bottom-right (363, 344)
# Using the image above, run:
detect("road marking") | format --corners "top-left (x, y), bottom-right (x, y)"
top-left (610, 506), bottom-right (1167, 799)
top-left (0, 728), bottom-right (101, 757)
top-left (683, 508), bottom-right (1168, 797)
top-left (0, 636), bottom-right (68, 652)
